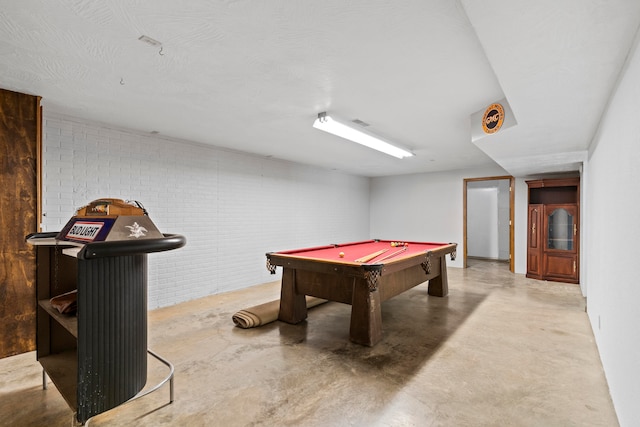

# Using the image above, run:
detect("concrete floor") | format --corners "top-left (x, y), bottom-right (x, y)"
top-left (0, 260), bottom-right (618, 426)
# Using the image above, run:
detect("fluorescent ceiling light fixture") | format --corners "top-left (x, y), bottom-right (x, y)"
top-left (313, 112), bottom-right (414, 159)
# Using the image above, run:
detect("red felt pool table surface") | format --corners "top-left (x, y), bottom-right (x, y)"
top-left (273, 239), bottom-right (451, 264)
top-left (266, 239), bottom-right (457, 346)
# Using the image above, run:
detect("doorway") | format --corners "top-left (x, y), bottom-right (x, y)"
top-left (463, 176), bottom-right (514, 272)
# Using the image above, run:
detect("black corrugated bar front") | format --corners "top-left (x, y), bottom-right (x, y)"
top-left (76, 254), bottom-right (148, 424)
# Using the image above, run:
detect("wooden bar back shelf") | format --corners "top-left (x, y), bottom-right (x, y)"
top-left (26, 199), bottom-right (185, 425)
top-left (526, 178), bottom-right (580, 283)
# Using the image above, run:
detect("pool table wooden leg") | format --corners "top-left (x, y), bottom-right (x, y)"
top-left (349, 278), bottom-right (382, 346)
top-left (278, 268), bottom-right (307, 324)
top-left (427, 255), bottom-right (449, 297)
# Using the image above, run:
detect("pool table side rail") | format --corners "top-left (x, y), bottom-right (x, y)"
top-left (266, 252), bottom-right (369, 276)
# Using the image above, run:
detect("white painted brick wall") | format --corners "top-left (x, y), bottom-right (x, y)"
top-left (42, 113), bottom-right (370, 309)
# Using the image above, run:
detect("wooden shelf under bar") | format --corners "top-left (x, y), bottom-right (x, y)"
top-left (38, 299), bottom-right (78, 338)
top-left (39, 350), bottom-right (78, 410)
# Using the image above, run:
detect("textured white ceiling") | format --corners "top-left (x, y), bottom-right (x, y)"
top-left (1, 0), bottom-right (639, 177)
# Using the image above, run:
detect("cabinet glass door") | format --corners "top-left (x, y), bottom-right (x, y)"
top-left (547, 207), bottom-right (574, 250)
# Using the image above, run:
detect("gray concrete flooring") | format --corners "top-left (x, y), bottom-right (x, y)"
top-left (0, 260), bottom-right (618, 426)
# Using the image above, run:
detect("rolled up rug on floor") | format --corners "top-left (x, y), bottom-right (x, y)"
top-left (232, 296), bottom-right (327, 328)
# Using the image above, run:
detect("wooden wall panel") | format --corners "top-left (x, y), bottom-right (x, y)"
top-left (0, 88), bottom-right (40, 358)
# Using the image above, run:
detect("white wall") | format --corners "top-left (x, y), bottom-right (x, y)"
top-left (584, 28), bottom-right (640, 426)
top-left (467, 187), bottom-right (499, 258)
top-left (42, 113), bottom-right (370, 309)
top-left (369, 165), bottom-right (510, 269)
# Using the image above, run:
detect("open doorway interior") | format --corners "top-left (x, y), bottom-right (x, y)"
top-left (463, 176), bottom-right (514, 272)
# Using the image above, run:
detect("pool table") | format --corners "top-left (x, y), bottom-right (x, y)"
top-left (266, 239), bottom-right (457, 346)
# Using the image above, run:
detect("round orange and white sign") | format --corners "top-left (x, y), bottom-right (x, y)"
top-left (482, 103), bottom-right (505, 134)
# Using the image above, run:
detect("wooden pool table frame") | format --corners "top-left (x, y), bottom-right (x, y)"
top-left (266, 240), bottom-right (457, 346)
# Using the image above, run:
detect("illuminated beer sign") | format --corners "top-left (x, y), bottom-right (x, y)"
top-left (482, 103), bottom-right (505, 134)
top-left (66, 221), bottom-right (104, 242)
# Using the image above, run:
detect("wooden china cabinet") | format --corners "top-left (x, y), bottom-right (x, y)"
top-left (526, 177), bottom-right (580, 283)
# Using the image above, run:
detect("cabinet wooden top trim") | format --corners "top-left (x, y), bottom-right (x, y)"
top-left (526, 177), bottom-right (579, 188)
